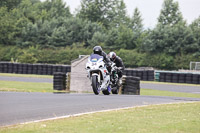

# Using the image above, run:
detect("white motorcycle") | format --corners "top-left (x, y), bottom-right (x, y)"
top-left (85, 54), bottom-right (111, 95)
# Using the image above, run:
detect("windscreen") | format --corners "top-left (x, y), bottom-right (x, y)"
top-left (89, 54), bottom-right (103, 62)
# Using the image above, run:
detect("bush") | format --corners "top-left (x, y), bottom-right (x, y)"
top-left (141, 53), bottom-right (174, 70)
top-left (116, 49), bottom-right (146, 68)
top-left (18, 51), bottom-right (38, 63)
top-left (0, 45), bottom-right (199, 70)
top-left (0, 46), bottom-right (21, 61)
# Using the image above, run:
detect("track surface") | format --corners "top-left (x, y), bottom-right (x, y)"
top-left (0, 75), bottom-right (200, 127)
top-left (0, 92), bottom-right (200, 127)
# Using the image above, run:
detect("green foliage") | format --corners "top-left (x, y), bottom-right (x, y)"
top-left (130, 7), bottom-right (143, 32)
top-left (88, 32), bottom-right (107, 47)
top-left (173, 54), bottom-right (200, 70)
top-left (41, 0), bottom-right (72, 20)
top-left (0, 7), bottom-right (19, 45)
top-left (142, 22), bottom-right (197, 55)
top-left (130, 8), bottom-right (144, 51)
top-left (105, 25), bottom-right (135, 49)
top-left (117, 25), bottom-right (134, 49)
top-left (189, 16), bottom-right (200, 56)
top-left (142, 53), bottom-right (174, 70)
top-left (0, 0), bottom-right (22, 10)
top-left (78, 0), bottom-right (130, 29)
top-left (158, 0), bottom-right (184, 26)
top-left (0, 46), bottom-right (21, 61)
top-left (0, 0), bottom-right (199, 70)
top-left (116, 49), bottom-right (145, 68)
top-left (18, 51), bottom-right (38, 64)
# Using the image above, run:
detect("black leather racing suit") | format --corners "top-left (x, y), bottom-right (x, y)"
top-left (112, 56), bottom-right (125, 78)
top-left (101, 51), bottom-right (110, 64)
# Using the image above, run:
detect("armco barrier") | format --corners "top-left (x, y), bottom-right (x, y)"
top-left (0, 62), bottom-right (71, 75)
top-left (156, 71), bottom-right (200, 84)
top-left (123, 69), bottom-right (155, 81)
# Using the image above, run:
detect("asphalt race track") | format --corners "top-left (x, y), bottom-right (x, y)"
top-left (0, 75), bottom-right (200, 127)
top-left (0, 92), bottom-right (200, 127)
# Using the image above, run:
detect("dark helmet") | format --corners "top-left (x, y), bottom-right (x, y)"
top-left (93, 46), bottom-right (102, 55)
top-left (108, 52), bottom-right (116, 61)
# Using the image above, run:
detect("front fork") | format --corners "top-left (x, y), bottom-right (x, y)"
top-left (91, 71), bottom-right (101, 83)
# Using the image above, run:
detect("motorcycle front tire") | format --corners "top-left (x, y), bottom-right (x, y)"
top-left (92, 75), bottom-right (100, 95)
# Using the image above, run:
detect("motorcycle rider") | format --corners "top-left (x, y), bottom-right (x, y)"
top-left (93, 46), bottom-right (111, 72)
top-left (108, 52), bottom-right (125, 85)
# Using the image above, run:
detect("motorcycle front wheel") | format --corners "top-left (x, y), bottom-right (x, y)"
top-left (92, 75), bottom-right (100, 95)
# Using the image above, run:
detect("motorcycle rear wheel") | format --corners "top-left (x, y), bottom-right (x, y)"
top-left (92, 75), bottom-right (100, 95)
top-left (102, 89), bottom-right (110, 95)
top-left (111, 87), bottom-right (119, 94)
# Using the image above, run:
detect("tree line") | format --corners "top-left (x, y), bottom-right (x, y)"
top-left (0, 0), bottom-right (199, 70)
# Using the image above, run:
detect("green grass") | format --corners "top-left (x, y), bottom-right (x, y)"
top-left (0, 73), bottom-right (53, 78)
top-left (141, 80), bottom-right (200, 87)
top-left (0, 80), bottom-right (53, 92)
top-left (141, 88), bottom-right (200, 98)
top-left (0, 102), bottom-right (199, 133)
top-left (0, 80), bottom-right (200, 98)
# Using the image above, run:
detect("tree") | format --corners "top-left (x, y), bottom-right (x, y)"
top-left (130, 7), bottom-right (144, 50)
top-left (41, 0), bottom-right (72, 20)
top-left (88, 32), bottom-right (107, 47)
top-left (110, 0), bottom-right (130, 28)
top-left (116, 25), bottom-right (134, 49)
top-left (0, 7), bottom-right (22, 45)
top-left (157, 0), bottom-right (184, 26)
top-left (0, 0), bottom-right (22, 11)
top-left (189, 16), bottom-right (200, 56)
top-left (105, 28), bottom-right (118, 49)
top-left (142, 22), bottom-right (197, 55)
top-left (77, 0), bottom-right (129, 29)
top-left (130, 7), bottom-right (143, 32)
top-left (141, 0), bottom-right (197, 55)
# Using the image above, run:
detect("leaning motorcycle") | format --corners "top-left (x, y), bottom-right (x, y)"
top-left (85, 54), bottom-right (111, 95)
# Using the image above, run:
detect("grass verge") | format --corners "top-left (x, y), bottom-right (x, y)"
top-left (0, 73), bottom-right (53, 78)
top-left (0, 80), bottom-right (53, 92)
top-left (141, 80), bottom-right (200, 87)
top-left (141, 88), bottom-right (200, 98)
top-left (0, 80), bottom-right (200, 98)
top-left (0, 102), bottom-right (199, 133)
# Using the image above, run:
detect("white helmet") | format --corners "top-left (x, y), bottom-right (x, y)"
top-left (108, 52), bottom-right (116, 61)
